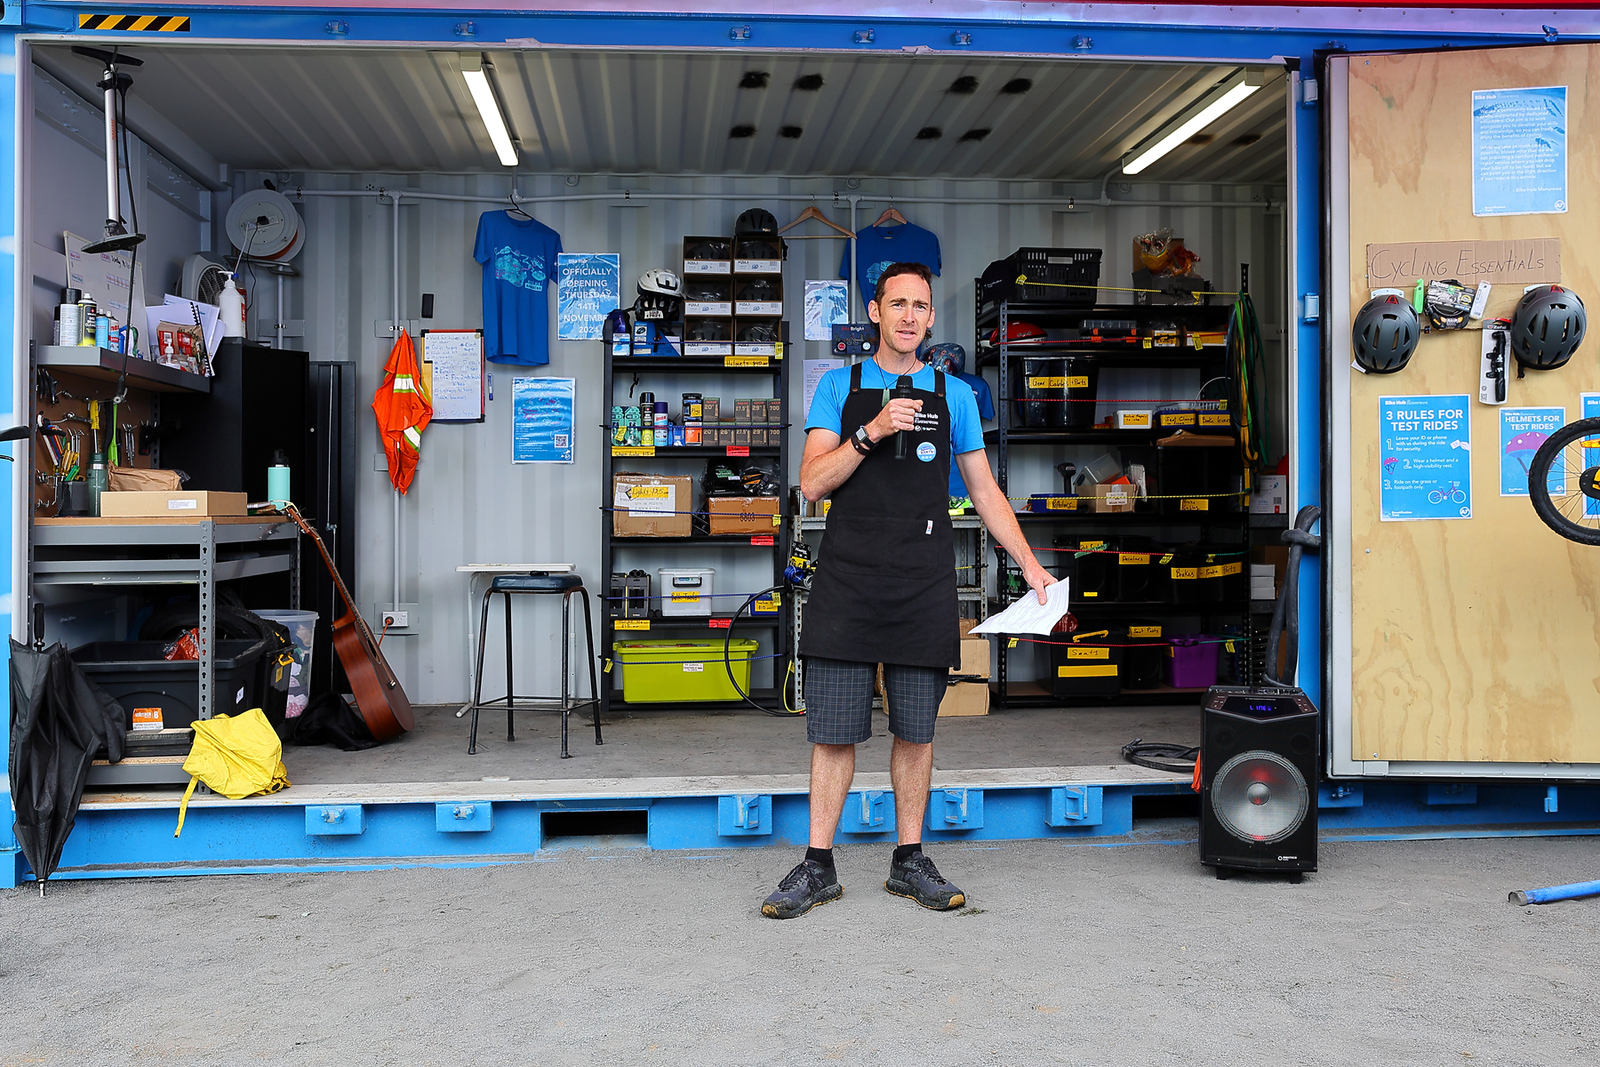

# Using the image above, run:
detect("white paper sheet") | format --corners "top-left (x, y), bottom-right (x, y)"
top-left (968, 579), bottom-right (1072, 636)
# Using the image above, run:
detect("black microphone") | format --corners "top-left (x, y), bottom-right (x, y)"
top-left (892, 375), bottom-right (916, 459)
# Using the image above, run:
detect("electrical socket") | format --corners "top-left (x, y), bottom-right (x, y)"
top-left (382, 610), bottom-right (409, 628)
top-left (371, 603), bottom-right (419, 633)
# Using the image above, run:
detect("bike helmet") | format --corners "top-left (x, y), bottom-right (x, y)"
top-left (1351, 294), bottom-right (1420, 374)
top-left (920, 342), bottom-right (966, 375)
top-left (986, 321), bottom-right (1048, 346)
top-left (685, 238), bottom-right (730, 260)
top-left (738, 279), bottom-right (779, 302)
top-left (1511, 284), bottom-right (1586, 371)
top-left (735, 208), bottom-right (777, 236)
top-left (736, 239), bottom-right (780, 261)
top-left (637, 268), bottom-right (681, 298)
top-left (685, 283), bottom-right (729, 303)
top-left (737, 322), bottom-right (778, 343)
top-left (603, 308), bottom-right (630, 340)
top-left (634, 293), bottom-right (682, 322)
top-left (686, 320), bottom-right (730, 341)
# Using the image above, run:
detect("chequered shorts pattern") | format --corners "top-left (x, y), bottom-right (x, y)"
top-left (804, 657), bottom-right (944, 745)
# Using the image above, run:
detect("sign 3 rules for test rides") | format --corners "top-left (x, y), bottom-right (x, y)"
top-left (1380, 395), bottom-right (1472, 521)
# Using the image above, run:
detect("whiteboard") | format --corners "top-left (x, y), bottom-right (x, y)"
top-left (65, 230), bottom-right (148, 357)
top-left (421, 329), bottom-right (485, 422)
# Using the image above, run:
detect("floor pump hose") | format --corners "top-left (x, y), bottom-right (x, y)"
top-left (1265, 504), bottom-right (1322, 687)
top-left (724, 584), bottom-right (802, 717)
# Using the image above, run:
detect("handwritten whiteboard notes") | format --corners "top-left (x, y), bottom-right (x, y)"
top-left (420, 329), bottom-right (485, 422)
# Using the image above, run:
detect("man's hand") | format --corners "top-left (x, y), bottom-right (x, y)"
top-left (1023, 561), bottom-right (1056, 605)
top-left (867, 397), bottom-right (922, 442)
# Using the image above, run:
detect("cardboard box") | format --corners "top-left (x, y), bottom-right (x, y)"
top-left (732, 427), bottom-right (752, 447)
top-left (733, 398), bottom-right (753, 425)
top-left (707, 495), bottom-right (780, 535)
top-left (955, 637), bottom-right (990, 679)
top-left (751, 398), bottom-right (769, 425)
top-left (878, 666), bottom-right (990, 718)
top-left (613, 474), bottom-right (694, 537)
top-left (750, 428), bottom-right (768, 447)
top-left (1091, 482), bottom-right (1136, 513)
top-left (703, 397), bottom-right (721, 421)
top-left (99, 491), bottom-right (249, 518)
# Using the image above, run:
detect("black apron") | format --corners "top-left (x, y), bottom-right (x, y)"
top-left (800, 362), bottom-right (960, 669)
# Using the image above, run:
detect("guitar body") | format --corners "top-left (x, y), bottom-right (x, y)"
top-left (331, 608), bottom-right (414, 743)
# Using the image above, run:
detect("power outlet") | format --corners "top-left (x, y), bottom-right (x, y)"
top-left (382, 610), bottom-right (409, 628)
top-left (370, 603), bottom-right (419, 634)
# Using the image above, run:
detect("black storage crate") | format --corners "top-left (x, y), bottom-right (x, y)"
top-left (1052, 537), bottom-right (1118, 602)
top-left (70, 640), bottom-right (273, 731)
top-left (1157, 443), bottom-right (1238, 515)
top-left (980, 247), bottom-right (1102, 311)
top-left (1047, 627), bottom-right (1124, 699)
top-left (1122, 621), bottom-right (1167, 690)
top-left (1113, 538), bottom-right (1164, 603)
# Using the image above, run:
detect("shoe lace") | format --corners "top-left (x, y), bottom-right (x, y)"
top-left (778, 861), bottom-right (822, 892)
top-left (903, 853), bottom-right (947, 885)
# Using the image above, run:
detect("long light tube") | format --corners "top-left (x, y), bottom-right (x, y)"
top-left (461, 54), bottom-right (518, 167)
top-left (1121, 80), bottom-right (1262, 175)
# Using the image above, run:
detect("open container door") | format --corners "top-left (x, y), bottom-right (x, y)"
top-left (1326, 43), bottom-right (1600, 780)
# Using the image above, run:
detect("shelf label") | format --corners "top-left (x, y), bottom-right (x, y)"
top-left (708, 617), bottom-right (732, 629)
top-left (753, 595), bottom-right (781, 612)
top-left (1067, 646), bottom-right (1110, 660)
top-left (771, 514), bottom-right (782, 527)
top-left (726, 445), bottom-right (751, 456)
top-left (725, 355), bottom-right (770, 368)
top-left (1216, 561), bottom-right (1242, 576)
top-left (1170, 567), bottom-right (1199, 580)
top-left (1128, 625), bottom-right (1163, 638)
top-left (1199, 564), bottom-right (1224, 579)
top-left (1045, 497), bottom-right (1080, 511)
top-left (1027, 376), bottom-right (1066, 389)
top-left (1179, 498), bottom-right (1209, 511)
top-left (671, 592), bottom-right (701, 603)
top-left (612, 446), bottom-right (657, 457)
top-left (1199, 413), bottom-right (1232, 427)
top-left (614, 619), bottom-right (651, 631)
top-left (1065, 376), bottom-right (1090, 389)
top-left (749, 534), bottom-right (775, 546)
top-left (1119, 553), bottom-right (1151, 566)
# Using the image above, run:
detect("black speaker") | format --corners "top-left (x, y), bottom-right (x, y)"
top-left (1200, 685), bottom-right (1319, 880)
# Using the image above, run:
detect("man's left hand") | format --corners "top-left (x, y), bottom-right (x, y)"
top-left (1024, 563), bottom-right (1056, 604)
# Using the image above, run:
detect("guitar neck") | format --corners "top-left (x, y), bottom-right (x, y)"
top-left (283, 505), bottom-right (391, 674)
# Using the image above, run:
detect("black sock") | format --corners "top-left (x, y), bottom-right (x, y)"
top-left (805, 846), bottom-right (835, 871)
top-left (893, 843), bottom-right (923, 864)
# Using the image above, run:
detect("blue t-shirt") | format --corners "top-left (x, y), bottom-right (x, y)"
top-left (474, 211), bottom-right (562, 366)
top-left (805, 362), bottom-right (983, 466)
top-left (839, 222), bottom-right (942, 310)
top-left (949, 372), bottom-right (994, 498)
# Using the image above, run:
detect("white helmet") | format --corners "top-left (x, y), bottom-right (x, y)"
top-left (638, 268), bottom-right (681, 297)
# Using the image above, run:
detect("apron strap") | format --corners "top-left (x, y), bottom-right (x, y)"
top-left (849, 362), bottom-right (864, 392)
top-left (934, 369), bottom-right (946, 398)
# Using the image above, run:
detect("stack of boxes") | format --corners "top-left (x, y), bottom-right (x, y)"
top-left (682, 236), bottom-right (733, 355)
top-left (699, 396), bottom-right (784, 447)
top-left (733, 236), bottom-right (783, 352)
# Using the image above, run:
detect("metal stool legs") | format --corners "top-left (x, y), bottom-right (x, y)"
top-left (561, 587), bottom-right (604, 758)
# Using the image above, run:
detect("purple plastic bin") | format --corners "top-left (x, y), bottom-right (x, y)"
top-left (1165, 634), bottom-right (1220, 689)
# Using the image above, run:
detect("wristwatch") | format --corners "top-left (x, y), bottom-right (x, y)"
top-left (850, 425), bottom-right (876, 455)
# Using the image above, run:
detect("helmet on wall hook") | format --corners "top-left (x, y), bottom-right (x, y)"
top-left (1510, 284), bottom-right (1586, 372)
top-left (1351, 294), bottom-right (1420, 374)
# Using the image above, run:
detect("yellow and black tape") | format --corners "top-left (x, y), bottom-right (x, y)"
top-left (79, 13), bottom-right (192, 32)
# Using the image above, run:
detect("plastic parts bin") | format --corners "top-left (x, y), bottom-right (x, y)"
top-left (612, 639), bottom-right (758, 702)
top-left (1165, 634), bottom-right (1222, 689)
top-left (69, 639), bottom-right (272, 730)
top-left (253, 609), bottom-right (316, 718)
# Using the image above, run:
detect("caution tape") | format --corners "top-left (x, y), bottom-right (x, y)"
top-left (79, 13), bottom-right (191, 31)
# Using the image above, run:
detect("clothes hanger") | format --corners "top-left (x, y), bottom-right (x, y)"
top-left (873, 206), bottom-right (908, 228)
top-left (506, 193), bottom-right (534, 220)
top-left (778, 205), bottom-right (854, 239)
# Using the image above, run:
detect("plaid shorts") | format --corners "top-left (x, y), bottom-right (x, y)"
top-left (804, 657), bottom-right (944, 745)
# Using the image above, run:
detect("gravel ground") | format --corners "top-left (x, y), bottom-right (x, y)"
top-left (1, 834), bottom-right (1596, 1066)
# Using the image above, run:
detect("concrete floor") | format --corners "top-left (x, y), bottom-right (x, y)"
top-left (274, 702), bottom-right (1200, 786)
top-left (3, 833), bottom-right (1596, 1065)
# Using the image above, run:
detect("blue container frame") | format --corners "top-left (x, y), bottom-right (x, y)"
top-left (4, 2), bottom-right (1598, 883)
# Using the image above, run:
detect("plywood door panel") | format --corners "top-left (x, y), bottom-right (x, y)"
top-left (1346, 44), bottom-right (1600, 763)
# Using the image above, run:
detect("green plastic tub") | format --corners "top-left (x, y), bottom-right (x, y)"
top-left (612, 639), bottom-right (759, 702)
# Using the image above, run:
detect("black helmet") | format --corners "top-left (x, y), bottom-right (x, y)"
top-left (738, 279), bottom-right (778, 302)
top-left (685, 238), bottom-right (730, 260)
top-left (1511, 284), bottom-right (1586, 371)
top-left (634, 293), bottom-right (682, 322)
top-left (686, 320), bottom-right (729, 341)
top-left (685, 283), bottom-right (728, 302)
top-left (1351, 294), bottom-right (1420, 374)
top-left (736, 239), bottom-right (780, 261)
top-left (735, 208), bottom-right (777, 236)
top-left (737, 322), bottom-right (778, 343)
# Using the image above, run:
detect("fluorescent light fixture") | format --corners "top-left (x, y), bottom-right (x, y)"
top-left (461, 53), bottom-right (518, 167)
top-left (1121, 74), bottom-right (1263, 175)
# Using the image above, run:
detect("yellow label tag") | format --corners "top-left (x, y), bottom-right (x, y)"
top-left (1218, 561), bottom-right (1242, 576)
top-left (1127, 625), bottom-right (1163, 638)
top-left (1200, 565), bottom-right (1224, 579)
top-left (613, 446), bottom-right (657, 457)
top-left (1080, 540), bottom-right (1106, 551)
top-left (1225, 640), bottom-right (1237, 653)
top-left (1119, 413), bottom-right (1151, 427)
top-left (1161, 412), bottom-right (1197, 426)
top-left (603, 659), bottom-right (614, 673)
top-left (1045, 498), bottom-right (1080, 510)
top-left (1180, 498), bottom-right (1209, 511)
top-left (1083, 591), bottom-right (1098, 597)
top-left (614, 619), bottom-right (651, 631)
top-left (629, 485), bottom-right (671, 499)
top-left (670, 592), bottom-right (700, 603)
top-left (1008, 638), bottom-right (1019, 648)
top-left (1067, 646), bottom-right (1111, 660)
top-left (725, 355), bottom-right (769, 367)
top-left (1171, 567), bottom-right (1199, 580)
top-left (1119, 553), bottom-right (1150, 566)
top-left (754, 595), bottom-right (781, 612)
top-left (1199, 412), bottom-right (1232, 426)
top-left (772, 514), bottom-right (782, 527)
top-left (1064, 376), bottom-right (1090, 389)
top-left (1160, 553), bottom-right (1174, 564)
top-left (1027, 376), bottom-right (1067, 389)
top-left (1057, 665), bottom-right (1119, 678)
top-left (1142, 338), bottom-right (1152, 349)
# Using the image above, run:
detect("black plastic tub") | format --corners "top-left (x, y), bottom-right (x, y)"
top-left (70, 639), bottom-right (272, 731)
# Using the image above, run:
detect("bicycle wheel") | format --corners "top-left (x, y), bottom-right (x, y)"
top-left (1528, 416), bottom-right (1600, 546)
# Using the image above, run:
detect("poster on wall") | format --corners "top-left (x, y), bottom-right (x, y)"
top-left (1379, 394), bottom-right (1472, 521)
top-left (1499, 407), bottom-right (1565, 497)
top-left (804, 280), bottom-right (849, 341)
top-left (1579, 394), bottom-right (1600, 518)
top-left (512, 376), bottom-right (575, 463)
top-left (555, 253), bottom-right (620, 340)
top-left (803, 358), bottom-right (846, 417)
top-left (1472, 86), bottom-right (1567, 217)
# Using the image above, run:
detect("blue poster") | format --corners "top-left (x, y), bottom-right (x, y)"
top-left (512, 376), bottom-right (575, 463)
top-left (1472, 86), bottom-right (1567, 217)
top-left (1499, 407), bottom-right (1564, 497)
top-left (555, 253), bottom-right (620, 340)
top-left (1580, 395), bottom-right (1600, 517)
top-left (1379, 395), bottom-right (1472, 521)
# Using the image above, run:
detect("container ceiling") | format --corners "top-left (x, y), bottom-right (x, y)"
top-left (38, 44), bottom-right (1286, 183)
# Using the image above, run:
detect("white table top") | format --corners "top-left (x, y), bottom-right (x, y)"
top-left (456, 563), bottom-right (575, 573)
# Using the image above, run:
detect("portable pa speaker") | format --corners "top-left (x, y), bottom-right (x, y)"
top-left (1200, 685), bottom-right (1319, 880)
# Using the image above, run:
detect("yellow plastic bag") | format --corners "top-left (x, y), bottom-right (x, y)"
top-left (174, 708), bottom-right (290, 837)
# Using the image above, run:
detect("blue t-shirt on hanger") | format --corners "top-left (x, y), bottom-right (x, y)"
top-left (839, 221), bottom-right (942, 310)
top-left (474, 210), bottom-right (563, 366)
top-left (948, 371), bottom-right (995, 499)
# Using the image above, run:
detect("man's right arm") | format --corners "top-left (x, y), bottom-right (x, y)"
top-left (798, 397), bottom-right (924, 502)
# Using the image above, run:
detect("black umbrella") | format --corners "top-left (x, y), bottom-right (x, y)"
top-left (8, 640), bottom-right (127, 893)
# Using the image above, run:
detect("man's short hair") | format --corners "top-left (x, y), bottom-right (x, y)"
top-left (872, 262), bottom-right (934, 307)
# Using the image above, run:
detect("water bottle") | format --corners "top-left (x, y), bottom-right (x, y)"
top-left (88, 453), bottom-right (109, 517)
top-left (219, 274), bottom-right (246, 338)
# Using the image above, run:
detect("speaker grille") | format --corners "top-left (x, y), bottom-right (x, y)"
top-left (1211, 749), bottom-right (1309, 844)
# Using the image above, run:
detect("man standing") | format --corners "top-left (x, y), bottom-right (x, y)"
top-left (762, 263), bottom-right (1054, 919)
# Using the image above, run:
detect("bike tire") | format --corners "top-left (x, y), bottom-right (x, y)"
top-left (1528, 416), bottom-right (1600, 546)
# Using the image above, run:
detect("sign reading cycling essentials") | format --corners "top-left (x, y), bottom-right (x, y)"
top-left (1365, 238), bottom-right (1560, 290)
top-left (1379, 394), bottom-right (1472, 521)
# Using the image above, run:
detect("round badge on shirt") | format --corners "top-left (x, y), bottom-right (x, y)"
top-left (916, 441), bottom-right (937, 463)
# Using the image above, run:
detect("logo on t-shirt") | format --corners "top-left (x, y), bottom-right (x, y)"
top-left (864, 260), bottom-right (895, 293)
top-left (494, 247), bottom-right (548, 292)
top-left (916, 441), bottom-right (937, 463)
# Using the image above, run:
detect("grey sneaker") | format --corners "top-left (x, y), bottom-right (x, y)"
top-left (761, 859), bottom-right (842, 919)
top-left (885, 851), bottom-right (966, 910)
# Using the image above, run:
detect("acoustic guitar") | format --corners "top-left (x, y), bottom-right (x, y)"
top-left (281, 503), bottom-right (413, 743)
